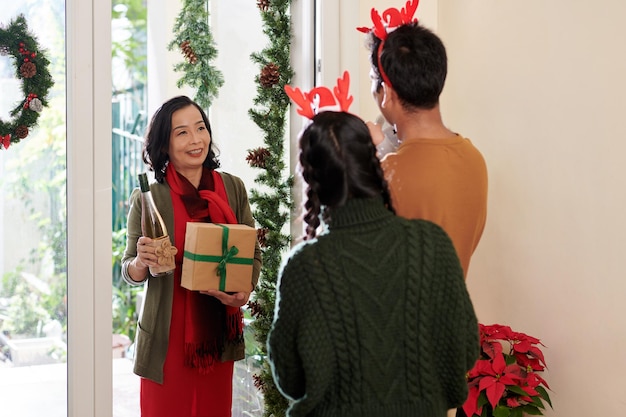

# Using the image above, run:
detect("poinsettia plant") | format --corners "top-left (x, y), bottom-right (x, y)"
top-left (461, 323), bottom-right (553, 417)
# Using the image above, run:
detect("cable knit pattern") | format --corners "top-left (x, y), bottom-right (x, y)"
top-left (267, 197), bottom-right (479, 417)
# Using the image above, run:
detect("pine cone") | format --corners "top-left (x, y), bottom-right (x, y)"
top-left (257, 0), bottom-right (271, 12)
top-left (257, 227), bottom-right (269, 248)
top-left (246, 147), bottom-right (271, 168)
top-left (252, 373), bottom-right (266, 392)
top-left (247, 300), bottom-right (264, 318)
top-left (260, 63), bottom-right (280, 88)
top-left (20, 62), bottom-right (36, 78)
top-left (180, 40), bottom-right (198, 64)
top-left (15, 125), bottom-right (29, 139)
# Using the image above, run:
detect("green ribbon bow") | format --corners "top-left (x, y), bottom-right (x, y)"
top-left (184, 224), bottom-right (253, 291)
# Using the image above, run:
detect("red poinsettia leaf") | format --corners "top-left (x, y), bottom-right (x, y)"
top-left (508, 397), bottom-right (521, 408)
top-left (526, 371), bottom-right (550, 390)
top-left (516, 354), bottom-right (544, 372)
top-left (492, 352), bottom-right (506, 374)
top-left (497, 325), bottom-right (514, 339)
top-left (463, 385), bottom-right (481, 417)
top-left (521, 385), bottom-right (540, 397)
top-left (513, 340), bottom-right (532, 354)
top-left (482, 340), bottom-right (503, 359)
top-left (499, 373), bottom-right (521, 386)
top-left (521, 332), bottom-right (541, 344)
top-left (475, 359), bottom-right (496, 376)
top-left (504, 362), bottom-right (524, 377)
top-left (528, 346), bottom-right (546, 366)
top-left (486, 381), bottom-right (506, 410)
top-left (481, 324), bottom-right (513, 340)
top-left (479, 376), bottom-right (497, 392)
top-left (506, 396), bottom-right (521, 408)
top-left (524, 373), bottom-right (540, 388)
top-left (536, 375), bottom-right (552, 389)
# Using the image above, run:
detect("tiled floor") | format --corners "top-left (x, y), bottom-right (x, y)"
top-left (0, 358), bottom-right (139, 417)
top-left (0, 357), bottom-right (263, 417)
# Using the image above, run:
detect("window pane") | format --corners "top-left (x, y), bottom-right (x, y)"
top-left (0, 2), bottom-right (67, 417)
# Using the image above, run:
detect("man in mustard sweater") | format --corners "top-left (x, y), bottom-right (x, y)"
top-left (361, 5), bottom-right (488, 279)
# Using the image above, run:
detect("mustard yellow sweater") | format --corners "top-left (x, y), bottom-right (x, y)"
top-left (381, 134), bottom-right (488, 277)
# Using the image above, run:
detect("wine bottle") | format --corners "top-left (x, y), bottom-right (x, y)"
top-left (138, 173), bottom-right (177, 276)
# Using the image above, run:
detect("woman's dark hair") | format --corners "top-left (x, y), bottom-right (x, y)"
top-left (142, 95), bottom-right (220, 183)
top-left (299, 111), bottom-right (393, 239)
top-left (367, 22), bottom-right (447, 110)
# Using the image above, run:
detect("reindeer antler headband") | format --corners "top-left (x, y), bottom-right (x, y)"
top-left (357, 0), bottom-right (420, 89)
top-left (284, 71), bottom-right (354, 119)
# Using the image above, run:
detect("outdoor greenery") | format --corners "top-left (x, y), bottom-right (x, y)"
top-left (112, 0), bottom-right (147, 88)
top-left (111, 0), bottom-right (148, 342)
top-left (0, 3), bottom-right (66, 349)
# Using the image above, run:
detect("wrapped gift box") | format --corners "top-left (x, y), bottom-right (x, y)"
top-left (182, 223), bottom-right (256, 292)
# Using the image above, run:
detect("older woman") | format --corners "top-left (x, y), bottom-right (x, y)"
top-left (121, 95), bottom-right (262, 417)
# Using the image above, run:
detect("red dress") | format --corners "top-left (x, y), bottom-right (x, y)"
top-left (140, 267), bottom-right (234, 417)
top-left (140, 168), bottom-right (238, 417)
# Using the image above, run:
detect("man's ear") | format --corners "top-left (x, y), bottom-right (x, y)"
top-left (381, 82), bottom-right (394, 109)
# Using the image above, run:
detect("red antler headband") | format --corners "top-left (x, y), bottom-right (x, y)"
top-left (284, 71), bottom-right (354, 119)
top-left (356, 0), bottom-right (420, 88)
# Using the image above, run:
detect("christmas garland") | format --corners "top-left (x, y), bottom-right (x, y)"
top-left (246, 0), bottom-right (294, 416)
top-left (0, 14), bottom-right (53, 150)
top-left (167, 0), bottom-right (223, 110)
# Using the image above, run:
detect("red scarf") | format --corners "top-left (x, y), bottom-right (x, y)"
top-left (166, 165), bottom-right (243, 372)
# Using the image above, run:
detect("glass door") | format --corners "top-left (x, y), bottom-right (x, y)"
top-left (0, 2), bottom-right (67, 416)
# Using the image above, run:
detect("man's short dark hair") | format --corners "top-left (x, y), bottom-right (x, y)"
top-left (368, 22), bottom-right (448, 110)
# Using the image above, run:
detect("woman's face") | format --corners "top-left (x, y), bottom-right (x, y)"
top-left (167, 105), bottom-right (211, 175)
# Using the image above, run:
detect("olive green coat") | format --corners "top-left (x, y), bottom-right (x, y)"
top-left (121, 171), bottom-right (262, 384)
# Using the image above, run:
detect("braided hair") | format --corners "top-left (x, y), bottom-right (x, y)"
top-left (298, 111), bottom-right (394, 239)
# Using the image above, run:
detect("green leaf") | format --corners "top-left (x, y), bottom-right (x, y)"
top-left (535, 386), bottom-right (553, 408)
top-left (509, 408), bottom-right (524, 417)
top-left (507, 385), bottom-right (528, 396)
top-left (522, 405), bottom-right (544, 415)
top-left (477, 391), bottom-right (489, 408)
top-left (530, 394), bottom-right (546, 409)
top-left (504, 354), bottom-right (517, 365)
top-left (493, 405), bottom-right (511, 417)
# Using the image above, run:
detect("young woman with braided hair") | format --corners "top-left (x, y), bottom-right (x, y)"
top-left (267, 109), bottom-right (480, 417)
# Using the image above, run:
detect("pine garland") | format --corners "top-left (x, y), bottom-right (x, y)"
top-left (167, 0), bottom-right (223, 110)
top-left (246, 1), bottom-right (294, 416)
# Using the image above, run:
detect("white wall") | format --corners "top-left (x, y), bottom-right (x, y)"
top-left (211, 0), bottom-right (266, 188)
top-left (437, 1), bottom-right (626, 415)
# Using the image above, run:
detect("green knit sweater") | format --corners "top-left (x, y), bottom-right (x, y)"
top-left (267, 197), bottom-right (479, 417)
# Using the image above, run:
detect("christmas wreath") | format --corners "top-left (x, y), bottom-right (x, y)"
top-left (0, 14), bottom-right (54, 150)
